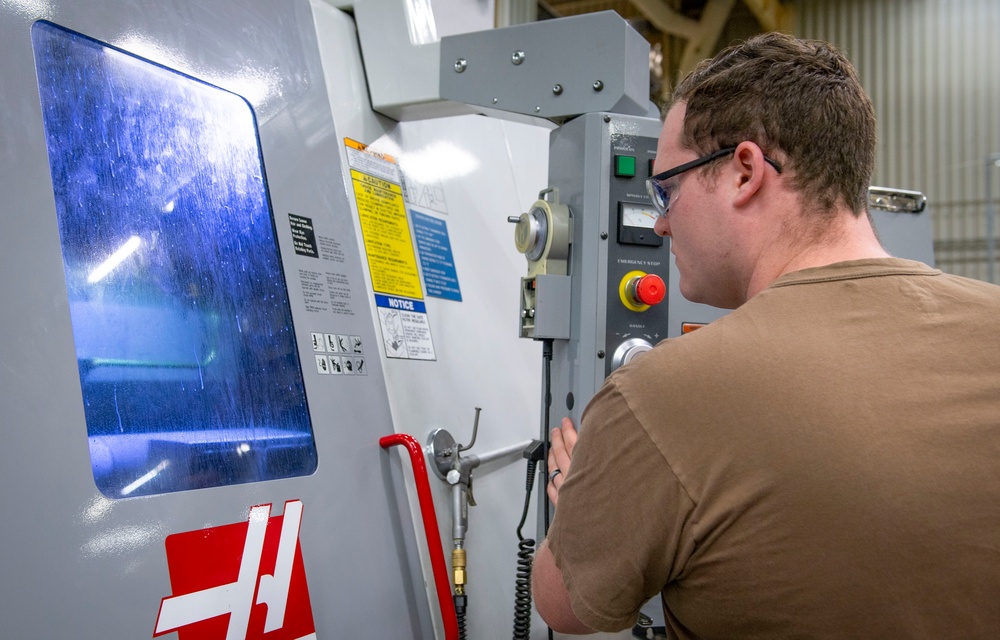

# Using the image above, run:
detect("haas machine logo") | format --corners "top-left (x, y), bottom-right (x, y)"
top-left (154, 500), bottom-right (316, 640)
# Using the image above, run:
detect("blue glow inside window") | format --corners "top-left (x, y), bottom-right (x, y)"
top-left (32, 21), bottom-right (317, 498)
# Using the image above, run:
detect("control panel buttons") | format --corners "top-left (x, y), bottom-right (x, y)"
top-left (614, 154), bottom-right (636, 177)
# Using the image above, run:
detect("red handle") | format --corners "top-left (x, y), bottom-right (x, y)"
top-left (380, 433), bottom-right (459, 640)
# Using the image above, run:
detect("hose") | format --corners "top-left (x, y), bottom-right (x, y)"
top-left (455, 593), bottom-right (467, 640)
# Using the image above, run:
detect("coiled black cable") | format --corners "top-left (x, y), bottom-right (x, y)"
top-left (513, 538), bottom-right (535, 638)
top-left (512, 454), bottom-right (539, 639)
top-left (512, 338), bottom-right (555, 639)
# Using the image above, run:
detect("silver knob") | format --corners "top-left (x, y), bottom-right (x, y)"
top-left (612, 338), bottom-right (653, 370)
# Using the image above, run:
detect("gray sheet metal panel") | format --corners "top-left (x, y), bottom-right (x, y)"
top-left (871, 208), bottom-right (936, 266)
top-left (0, 1), bottom-right (427, 637)
top-left (440, 11), bottom-right (651, 120)
top-left (545, 113), bottom-right (611, 431)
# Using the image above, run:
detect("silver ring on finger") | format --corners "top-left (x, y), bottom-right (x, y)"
top-left (549, 469), bottom-right (562, 482)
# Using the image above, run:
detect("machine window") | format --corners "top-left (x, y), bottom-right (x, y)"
top-left (31, 21), bottom-right (317, 498)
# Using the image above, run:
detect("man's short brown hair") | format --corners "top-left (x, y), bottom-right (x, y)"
top-left (670, 32), bottom-right (876, 215)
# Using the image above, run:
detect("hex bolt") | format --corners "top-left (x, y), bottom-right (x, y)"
top-left (454, 59), bottom-right (467, 73)
top-left (512, 50), bottom-right (525, 65)
top-left (552, 84), bottom-right (563, 96)
top-left (593, 80), bottom-right (604, 91)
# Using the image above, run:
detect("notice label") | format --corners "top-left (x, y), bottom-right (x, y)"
top-left (411, 210), bottom-right (462, 302)
top-left (375, 294), bottom-right (435, 361)
top-left (289, 214), bottom-right (318, 258)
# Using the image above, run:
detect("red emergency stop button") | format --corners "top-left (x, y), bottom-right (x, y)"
top-left (620, 271), bottom-right (666, 311)
top-left (633, 273), bottom-right (665, 305)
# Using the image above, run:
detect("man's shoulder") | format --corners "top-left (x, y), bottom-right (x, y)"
top-left (769, 257), bottom-right (940, 288)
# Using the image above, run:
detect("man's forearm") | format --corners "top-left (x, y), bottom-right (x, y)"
top-left (532, 540), bottom-right (596, 634)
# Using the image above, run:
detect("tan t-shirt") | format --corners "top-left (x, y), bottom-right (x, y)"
top-left (548, 259), bottom-right (1000, 638)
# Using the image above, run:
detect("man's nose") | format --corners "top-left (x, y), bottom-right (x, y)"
top-left (654, 215), bottom-right (671, 237)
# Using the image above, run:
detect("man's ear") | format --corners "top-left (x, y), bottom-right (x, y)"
top-left (731, 141), bottom-right (767, 208)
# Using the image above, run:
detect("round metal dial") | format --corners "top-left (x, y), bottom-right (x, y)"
top-left (514, 207), bottom-right (549, 262)
top-left (612, 338), bottom-right (653, 370)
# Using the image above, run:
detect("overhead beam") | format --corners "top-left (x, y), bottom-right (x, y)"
top-left (741, 0), bottom-right (793, 32)
top-left (678, 0), bottom-right (737, 78)
top-left (629, 0), bottom-right (701, 40)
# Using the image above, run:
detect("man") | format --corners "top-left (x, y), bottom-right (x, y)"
top-left (533, 33), bottom-right (1000, 638)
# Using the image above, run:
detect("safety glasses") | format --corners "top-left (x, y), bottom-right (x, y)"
top-left (645, 146), bottom-right (782, 217)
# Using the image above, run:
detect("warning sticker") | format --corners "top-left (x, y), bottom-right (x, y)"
top-left (289, 214), bottom-right (318, 258)
top-left (345, 138), bottom-right (400, 183)
top-left (375, 294), bottom-right (435, 361)
top-left (349, 168), bottom-right (424, 300)
top-left (308, 330), bottom-right (367, 379)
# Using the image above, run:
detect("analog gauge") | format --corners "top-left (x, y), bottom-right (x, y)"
top-left (621, 202), bottom-right (657, 229)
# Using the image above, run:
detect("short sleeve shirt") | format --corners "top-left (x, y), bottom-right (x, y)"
top-left (547, 259), bottom-right (1000, 638)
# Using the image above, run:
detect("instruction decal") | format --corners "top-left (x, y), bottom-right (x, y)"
top-left (411, 210), bottom-right (462, 302)
top-left (345, 139), bottom-right (424, 300)
top-left (154, 500), bottom-right (316, 640)
top-left (309, 331), bottom-right (366, 376)
top-left (375, 294), bottom-right (436, 361)
top-left (298, 269), bottom-right (355, 317)
top-left (289, 214), bottom-right (318, 258)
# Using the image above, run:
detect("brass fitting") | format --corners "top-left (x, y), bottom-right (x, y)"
top-left (452, 548), bottom-right (467, 592)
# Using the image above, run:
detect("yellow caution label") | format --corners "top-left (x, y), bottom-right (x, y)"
top-left (351, 168), bottom-right (423, 300)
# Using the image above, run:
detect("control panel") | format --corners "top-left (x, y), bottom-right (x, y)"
top-left (603, 132), bottom-right (669, 378)
top-left (512, 112), bottom-right (678, 422)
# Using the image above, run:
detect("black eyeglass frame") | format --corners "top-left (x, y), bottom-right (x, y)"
top-left (646, 146), bottom-right (783, 216)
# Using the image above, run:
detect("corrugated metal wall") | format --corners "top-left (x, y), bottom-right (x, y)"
top-left (794, 0), bottom-right (1000, 282)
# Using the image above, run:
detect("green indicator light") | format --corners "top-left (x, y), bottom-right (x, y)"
top-left (615, 155), bottom-right (636, 177)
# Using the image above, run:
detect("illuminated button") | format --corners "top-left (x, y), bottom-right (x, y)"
top-left (681, 322), bottom-right (707, 334)
top-left (614, 155), bottom-right (636, 177)
top-left (632, 273), bottom-right (665, 306)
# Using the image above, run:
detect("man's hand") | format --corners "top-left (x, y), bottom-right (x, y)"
top-left (536, 417), bottom-right (597, 634)
top-left (547, 416), bottom-right (578, 507)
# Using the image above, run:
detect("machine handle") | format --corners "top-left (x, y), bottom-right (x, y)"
top-left (379, 433), bottom-right (460, 640)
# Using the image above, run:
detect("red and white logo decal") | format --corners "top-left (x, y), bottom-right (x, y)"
top-left (154, 500), bottom-right (316, 640)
